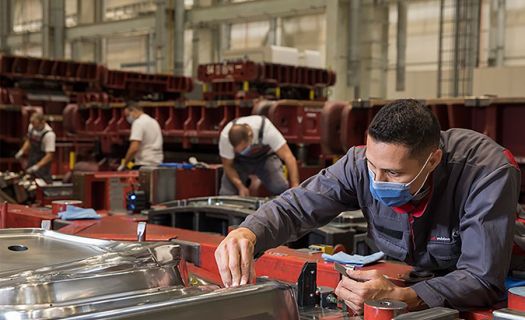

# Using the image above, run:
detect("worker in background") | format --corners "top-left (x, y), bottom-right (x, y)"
top-left (118, 102), bottom-right (163, 171)
top-left (218, 115), bottom-right (299, 196)
top-left (15, 112), bottom-right (56, 184)
top-left (215, 99), bottom-right (522, 311)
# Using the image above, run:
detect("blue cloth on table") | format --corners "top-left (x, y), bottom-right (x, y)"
top-left (159, 163), bottom-right (194, 169)
top-left (505, 276), bottom-right (525, 290)
top-left (321, 251), bottom-right (385, 266)
top-left (57, 205), bottom-right (101, 220)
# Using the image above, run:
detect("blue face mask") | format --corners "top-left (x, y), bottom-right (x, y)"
top-left (368, 153), bottom-right (433, 207)
top-left (239, 144), bottom-right (253, 156)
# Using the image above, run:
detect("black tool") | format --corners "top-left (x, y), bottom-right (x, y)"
top-left (334, 262), bottom-right (351, 277)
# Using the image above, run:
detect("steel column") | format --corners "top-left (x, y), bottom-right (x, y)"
top-left (347, 0), bottom-right (360, 92)
top-left (488, 0), bottom-right (505, 67)
top-left (174, 0), bottom-right (185, 75)
top-left (0, 0), bottom-right (11, 54)
top-left (396, 0), bottom-right (407, 91)
top-left (42, 0), bottom-right (65, 58)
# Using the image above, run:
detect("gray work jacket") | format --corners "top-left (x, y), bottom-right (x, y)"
top-left (241, 128), bottom-right (522, 310)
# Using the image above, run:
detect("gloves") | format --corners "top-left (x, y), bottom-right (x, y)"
top-left (15, 150), bottom-right (24, 160)
top-left (27, 164), bottom-right (40, 174)
top-left (117, 164), bottom-right (126, 172)
top-left (188, 156), bottom-right (210, 169)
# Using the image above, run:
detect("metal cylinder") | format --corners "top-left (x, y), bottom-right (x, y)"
top-left (364, 300), bottom-right (407, 320)
top-left (52, 200), bottom-right (83, 215)
top-left (508, 287), bottom-right (525, 312)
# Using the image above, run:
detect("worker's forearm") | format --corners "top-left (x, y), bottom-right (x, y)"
top-left (36, 153), bottom-right (53, 168)
top-left (123, 147), bottom-right (137, 165)
top-left (20, 140), bottom-right (30, 155)
top-left (224, 165), bottom-right (244, 189)
top-left (284, 157), bottom-right (300, 186)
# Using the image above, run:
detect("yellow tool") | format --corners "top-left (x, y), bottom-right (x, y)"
top-left (308, 244), bottom-right (334, 255)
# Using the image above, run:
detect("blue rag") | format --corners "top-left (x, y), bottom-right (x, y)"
top-left (505, 277), bottom-right (525, 290)
top-left (57, 205), bottom-right (101, 220)
top-left (322, 251), bottom-right (385, 266)
top-left (159, 163), bottom-right (194, 169)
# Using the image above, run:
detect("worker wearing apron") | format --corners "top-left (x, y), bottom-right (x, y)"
top-left (15, 112), bottom-right (56, 184)
top-left (219, 115), bottom-right (299, 196)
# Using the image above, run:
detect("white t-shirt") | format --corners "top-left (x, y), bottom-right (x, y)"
top-left (219, 115), bottom-right (287, 160)
top-left (129, 113), bottom-right (164, 166)
top-left (27, 123), bottom-right (56, 152)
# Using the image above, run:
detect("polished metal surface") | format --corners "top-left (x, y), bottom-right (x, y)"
top-left (0, 228), bottom-right (184, 318)
top-left (70, 281), bottom-right (300, 320)
top-left (0, 228), bottom-right (300, 320)
top-left (146, 196), bottom-right (271, 235)
top-left (393, 307), bottom-right (459, 319)
top-left (493, 308), bottom-right (525, 320)
top-left (159, 195), bottom-right (270, 211)
top-left (0, 228), bottom-right (110, 272)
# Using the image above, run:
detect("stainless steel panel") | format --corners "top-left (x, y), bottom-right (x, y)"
top-left (493, 309), bottom-right (525, 320)
top-left (0, 228), bottom-right (300, 320)
top-left (0, 228), bottom-right (109, 273)
top-left (393, 307), bottom-right (459, 319)
top-left (72, 282), bottom-right (299, 320)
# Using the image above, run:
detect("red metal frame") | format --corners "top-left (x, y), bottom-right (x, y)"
top-left (72, 171), bottom-right (139, 211)
top-left (102, 68), bottom-right (193, 96)
top-left (267, 100), bottom-right (324, 145)
top-left (198, 61), bottom-right (336, 101)
top-left (2, 203), bottom-right (56, 228)
top-left (0, 210), bottom-right (500, 319)
top-left (0, 55), bottom-right (101, 85)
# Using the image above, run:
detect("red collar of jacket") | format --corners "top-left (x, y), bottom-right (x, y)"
top-left (391, 178), bottom-right (434, 218)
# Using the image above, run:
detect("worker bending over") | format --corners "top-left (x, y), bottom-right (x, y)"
top-left (218, 115), bottom-right (299, 196)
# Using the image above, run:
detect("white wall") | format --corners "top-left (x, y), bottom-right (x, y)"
top-left (386, 66), bottom-right (525, 99)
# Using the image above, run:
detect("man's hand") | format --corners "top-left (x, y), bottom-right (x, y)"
top-left (238, 186), bottom-right (250, 197)
top-left (335, 269), bottom-right (408, 313)
top-left (26, 164), bottom-right (39, 174)
top-left (117, 164), bottom-right (126, 172)
top-left (215, 227), bottom-right (257, 288)
top-left (15, 150), bottom-right (24, 160)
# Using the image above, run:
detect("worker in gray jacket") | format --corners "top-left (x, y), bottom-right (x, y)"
top-left (214, 99), bottom-right (522, 311)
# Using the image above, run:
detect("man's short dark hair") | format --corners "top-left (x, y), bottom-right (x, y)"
top-left (30, 112), bottom-right (45, 123)
top-left (229, 124), bottom-right (250, 147)
top-left (367, 99), bottom-right (441, 158)
top-left (125, 100), bottom-right (143, 112)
